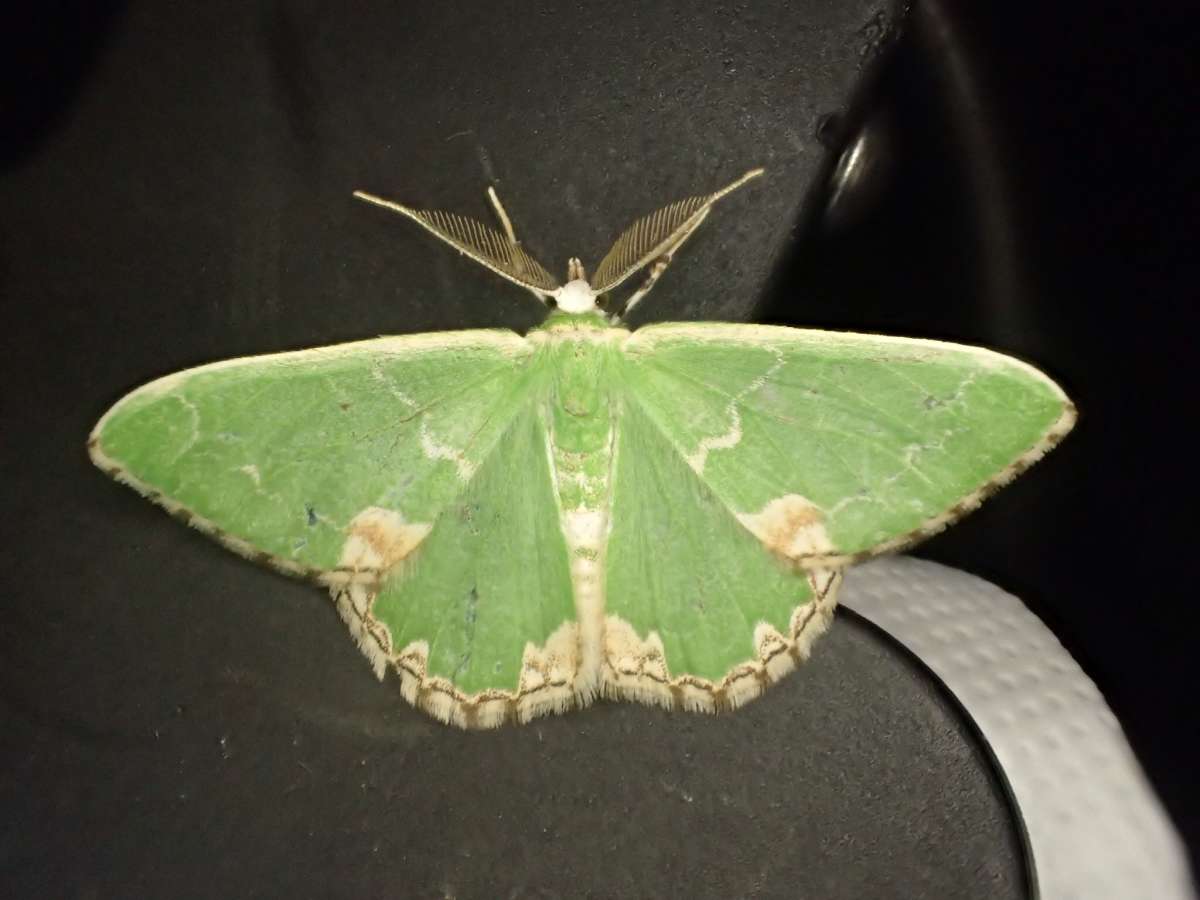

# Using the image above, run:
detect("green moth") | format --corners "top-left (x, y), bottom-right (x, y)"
top-left (89, 169), bottom-right (1075, 729)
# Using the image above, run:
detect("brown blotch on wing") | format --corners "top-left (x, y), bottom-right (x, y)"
top-left (339, 507), bottom-right (432, 573)
top-left (737, 494), bottom-right (834, 562)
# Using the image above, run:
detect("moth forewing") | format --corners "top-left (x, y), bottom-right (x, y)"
top-left (619, 323), bottom-right (1077, 568)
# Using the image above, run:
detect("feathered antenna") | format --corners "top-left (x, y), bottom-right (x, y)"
top-left (588, 169), bottom-right (764, 316)
top-left (353, 189), bottom-right (560, 299)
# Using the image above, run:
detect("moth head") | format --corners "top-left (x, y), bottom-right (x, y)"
top-left (553, 278), bottom-right (600, 315)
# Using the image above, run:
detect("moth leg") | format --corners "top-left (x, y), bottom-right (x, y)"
top-left (486, 185), bottom-right (548, 305)
top-left (615, 206), bottom-right (711, 321)
top-left (486, 186), bottom-right (518, 244)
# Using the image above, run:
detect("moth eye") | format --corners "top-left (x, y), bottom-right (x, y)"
top-left (546, 297), bottom-right (558, 309)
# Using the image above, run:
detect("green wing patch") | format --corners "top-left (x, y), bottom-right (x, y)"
top-left (604, 394), bottom-right (839, 712)
top-left (343, 400), bottom-right (578, 728)
top-left (93, 330), bottom-right (590, 727)
top-left (620, 323), bottom-right (1075, 567)
top-left (90, 331), bottom-right (533, 580)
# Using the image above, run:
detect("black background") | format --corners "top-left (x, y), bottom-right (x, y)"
top-left (2, 0), bottom-right (1195, 895)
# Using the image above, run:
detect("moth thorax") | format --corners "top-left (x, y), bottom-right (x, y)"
top-left (555, 279), bottom-right (599, 314)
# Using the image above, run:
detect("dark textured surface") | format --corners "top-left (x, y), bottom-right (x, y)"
top-left (3, 0), bottom-right (1147, 896)
top-left (2, 597), bottom-right (1023, 897)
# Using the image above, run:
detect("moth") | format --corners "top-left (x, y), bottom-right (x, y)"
top-left (90, 169), bottom-right (1075, 728)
